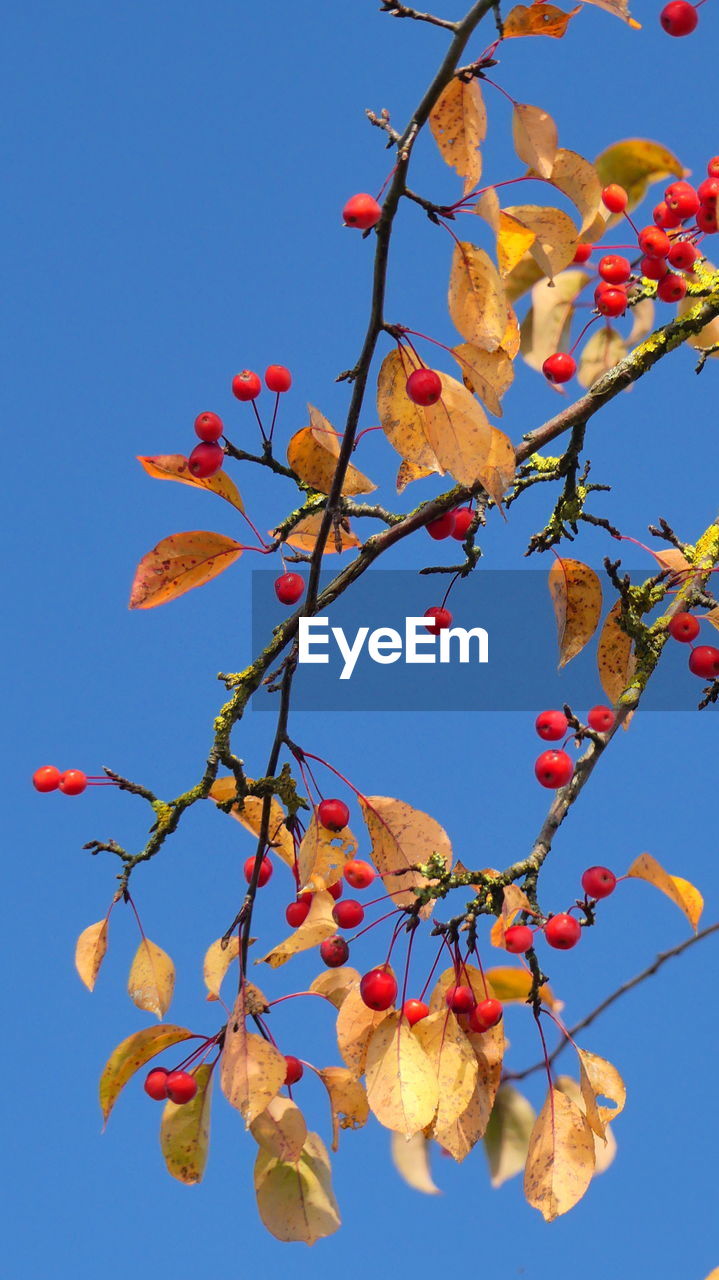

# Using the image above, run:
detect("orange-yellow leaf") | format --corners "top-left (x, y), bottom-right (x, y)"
top-left (490, 884), bottom-right (535, 949)
top-left (484, 1083), bottom-right (536, 1186)
top-left (429, 76), bottom-right (487, 193)
top-left (282, 512), bottom-right (361, 554)
top-left (128, 938), bottom-right (175, 1019)
top-left (497, 211), bottom-right (537, 277)
top-left (317, 1067), bottom-right (370, 1150)
top-left (433, 1019), bottom-right (505, 1158)
top-left (203, 935), bottom-right (240, 1002)
top-left (504, 3), bottom-right (582, 37)
top-left (555, 1075), bottom-right (618, 1175)
top-left (258, 890), bottom-right (337, 968)
top-left (414, 1010), bottom-right (478, 1133)
top-left (524, 1088), bottom-right (596, 1220)
top-left (75, 918), bottom-right (108, 992)
top-left (390, 1132), bottom-right (440, 1193)
top-left (365, 1011), bottom-right (440, 1137)
top-left (549, 558), bottom-right (603, 667)
top-left (137, 455), bottom-right (244, 513)
top-left (160, 1063), bottom-right (213, 1184)
top-left (297, 814), bottom-right (358, 893)
top-left (209, 778), bottom-right (295, 869)
top-left (576, 1048), bottom-right (626, 1139)
top-left (220, 994), bottom-right (287, 1125)
top-left (423, 372), bottom-right (498, 489)
top-left (548, 149), bottom-right (605, 239)
top-left (521, 270), bottom-right (589, 371)
top-left (448, 243), bottom-right (508, 352)
top-left (129, 531), bottom-right (243, 610)
top-left (578, 328), bottom-right (628, 388)
top-left (287, 406), bottom-right (376, 496)
top-left (452, 344), bottom-right (514, 417)
top-left (597, 601), bottom-right (635, 713)
top-left (100, 1024), bottom-right (195, 1123)
top-left (309, 966), bottom-right (362, 1010)
top-left (582, 0), bottom-right (640, 25)
top-left (627, 853), bottom-right (703, 931)
top-left (485, 966), bottom-right (560, 1010)
top-left (376, 349), bottom-right (442, 474)
top-left (396, 459), bottom-right (436, 492)
top-left (336, 981), bottom-right (394, 1077)
top-left (595, 139), bottom-right (683, 216)
top-left (359, 795), bottom-right (452, 914)
top-left (504, 205), bottom-right (579, 281)
top-left (250, 1096), bottom-right (308, 1163)
top-left (254, 1131), bottom-right (341, 1244)
top-left (512, 103), bottom-right (558, 180)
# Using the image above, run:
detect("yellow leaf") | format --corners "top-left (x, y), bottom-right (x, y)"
top-left (576, 1048), bottom-right (626, 1139)
top-left (129, 531), bottom-right (243, 610)
top-left (336, 981), bottom-right (394, 1077)
top-left (555, 1075), bottom-right (618, 1175)
top-left (209, 778), bottom-right (295, 869)
top-left (524, 1087), bottom-right (596, 1221)
top-left (595, 139), bottom-right (683, 215)
top-left (203, 935), bottom-right (240, 1002)
top-left (317, 1067), bottom-right (370, 1150)
top-left (577, 328), bottom-right (628, 389)
top-left (258, 890), bottom-right (337, 968)
top-left (137, 454), bottom-right (244, 513)
top-left (452, 344), bottom-right (514, 417)
top-left (414, 1011), bottom-right (478, 1133)
top-left (99, 1024), bottom-right (195, 1124)
top-left (504, 3), bottom-right (582, 37)
top-left (254, 1130), bottom-right (341, 1244)
top-left (504, 204), bottom-right (579, 281)
top-left (376, 349), bottom-right (442, 474)
top-left (474, 186), bottom-right (500, 233)
top-left (502, 305), bottom-right (522, 359)
top-left (282, 512), bottom-right (361, 554)
top-left (627, 853), bottom-right (703, 932)
top-left (678, 286), bottom-right (719, 352)
top-left (549, 557), bottom-right (603, 667)
top-left (365, 1012), bottom-right (440, 1137)
top-left (160, 1063), bottom-right (213, 1184)
top-left (429, 76), bottom-right (486, 193)
top-left (297, 813), bottom-right (358, 893)
top-left (287, 406), bottom-right (376, 496)
top-left (484, 1084), bottom-right (536, 1187)
top-left (309, 966), bottom-right (362, 1010)
top-left (597, 601), bottom-right (636, 712)
top-left (448, 242), bottom-right (508, 352)
top-left (220, 994), bottom-right (287, 1125)
top-left (423, 372), bottom-right (500, 490)
top-left (490, 884), bottom-right (535, 949)
top-left (250, 1096), bottom-right (308, 1163)
top-left (433, 1017), bottom-right (505, 1158)
top-left (581, 0), bottom-right (639, 23)
top-left (75, 918), bottom-right (108, 992)
top-left (396, 459), bottom-right (436, 492)
top-left (128, 938), bottom-right (175, 1019)
top-left (390, 1131), bottom-right (440, 1194)
top-left (504, 254), bottom-right (546, 304)
top-left (548, 148), bottom-right (605, 238)
top-left (483, 426), bottom-right (517, 508)
top-left (628, 297), bottom-right (655, 344)
top-left (497, 211), bottom-right (537, 277)
top-left (359, 795), bottom-right (452, 914)
top-left (485, 966), bottom-right (560, 1010)
top-left (521, 270), bottom-right (589, 370)
top-left (512, 103), bottom-right (558, 180)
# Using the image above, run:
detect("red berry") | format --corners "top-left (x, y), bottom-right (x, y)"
top-left (697, 203), bottom-right (718, 234)
top-left (328, 880), bottom-right (343, 901)
top-left (598, 254), bottom-right (631, 285)
top-left (504, 924), bottom-right (534, 954)
top-left (664, 182), bottom-right (700, 221)
top-left (166, 1070), bottom-right (198, 1105)
top-left (657, 273), bottom-right (687, 303)
top-left (144, 1068), bottom-right (169, 1100)
top-left (535, 709), bottom-right (568, 741)
top-left (343, 859), bottom-right (375, 890)
top-left (660, 0), bottom-right (698, 35)
top-left (451, 508), bottom-right (474, 540)
top-left (188, 441), bottom-right (224, 479)
top-left (668, 240), bottom-right (699, 272)
top-left (707, 158), bottom-right (719, 179)
top-left (406, 368), bottom-right (442, 406)
top-left (638, 226), bottom-right (671, 259)
top-left (581, 866), bottom-right (617, 899)
top-left (33, 766), bottom-right (61, 793)
top-left (265, 365), bottom-right (292, 393)
top-left (317, 798), bottom-right (350, 831)
top-left (284, 1055), bottom-right (303, 1085)
top-left (689, 645), bottom-right (719, 679)
top-left (534, 750), bottom-right (573, 789)
top-left (194, 411), bottom-right (224, 442)
top-left (572, 243), bottom-right (593, 264)
top-left (243, 855), bottom-right (273, 887)
top-left (232, 370), bottom-right (261, 401)
top-left (542, 352), bottom-right (576, 384)
top-left (653, 201), bottom-right (682, 229)
top-left (544, 913), bottom-right (582, 949)
top-left (698, 178), bottom-right (719, 203)
top-left (596, 287), bottom-right (627, 318)
top-left (469, 998), bottom-right (503, 1032)
top-left (445, 984), bottom-right (476, 1014)
top-left (424, 606), bottom-right (453, 634)
top-left (426, 511), bottom-right (456, 540)
top-left (602, 184), bottom-right (628, 214)
top-left (274, 572), bottom-right (305, 605)
top-left (59, 769), bottom-right (87, 796)
top-left (320, 936), bottom-right (350, 967)
top-left (641, 255), bottom-right (669, 281)
top-left (332, 899), bottom-right (364, 929)
top-left (342, 193), bottom-right (382, 230)
top-left (587, 705), bottom-right (615, 732)
top-left (668, 611), bottom-right (700, 642)
top-left (403, 998), bottom-right (429, 1026)
top-left (360, 967), bottom-right (397, 1011)
top-left (285, 899), bottom-right (311, 928)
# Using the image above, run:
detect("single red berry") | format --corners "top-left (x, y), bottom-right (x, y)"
top-left (424, 606), bottom-right (452, 634)
top-left (33, 765), bottom-right (61, 793)
top-left (469, 998), bottom-right (503, 1032)
top-left (59, 769), bottom-right (87, 796)
top-left (668, 240), bottom-right (699, 272)
top-left (332, 899), bottom-right (365, 929)
top-left (166, 1070), bottom-right (198, 1105)
top-left (232, 370), bottom-right (261, 401)
top-left (274, 572), bottom-right (305, 605)
top-left (194, 411), bottom-right (224, 442)
top-left (657, 273), bottom-right (687, 303)
top-left (535, 709), bottom-right (568, 741)
top-left (664, 181), bottom-right (700, 221)
top-left (544, 913), bottom-right (582, 950)
top-left (581, 866), bottom-right (617, 899)
top-left (320, 936), bottom-right (350, 967)
top-left (669, 611), bottom-right (700, 642)
top-left (572, 243), bottom-right (593, 264)
top-left (653, 201), bottom-right (682, 229)
top-left (587, 705), bottom-right (615, 732)
top-left (144, 1068), bottom-right (169, 1101)
top-left (317, 798), bottom-right (350, 831)
top-left (403, 998), bottom-right (429, 1026)
top-left (451, 508), bottom-right (474, 540)
top-left (638, 226), bottom-right (671, 259)
top-left (598, 254), bottom-right (631, 285)
top-left (660, 0), bottom-right (698, 35)
top-left (445, 984), bottom-right (476, 1014)
top-left (602, 184), bottom-right (628, 214)
top-left (343, 193), bottom-right (382, 230)
top-left (360, 967), bottom-right (397, 1011)
top-left (697, 203), bottom-right (718, 234)
top-left (698, 178), bottom-right (719, 203)
top-left (284, 1055), bottom-right (304, 1086)
top-left (542, 352), bottom-right (576, 384)
top-left (707, 158), bottom-right (719, 179)
top-left (285, 898), bottom-right (311, 928)
top-left (596, 287), bottom-right (627, 318)
top-left (426, 511), bottom-right (457, 540)
top-left (689, 646), bottom-right (719, 679)
top-left (328, 880), bottom-right (343, 901)
top-left (265, 365), bottom-right (292, 393)
top-left (641, 255), bottom-right (669, 281)
top-left (343, 859), bottom-right (375, 890)
top-left (406, 368), bottom-right (442, 406)
top-left (188, 441), bottom-right (224, 479)
top-left (534, 750), bottom-right (573, 789)
top-left (504, 924), bottom-right (534, 954)
top-left (243, 855), bottom-right (273, 887)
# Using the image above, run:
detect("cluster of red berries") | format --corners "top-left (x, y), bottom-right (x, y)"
top-left (668, 611), bottom-right (719, 679)
top-left (533, 705), bottom-right (615, 789)
top-left (504, 863), bottom-right (617, 955)
top-left (144, 1067), bottom-right (199, 1105)
top-left (660, 0), bottom-right (699, 35)
top-left (33, 766), bottom-right (90, 795)
top-left (187, 365), bottom-right (292, 480)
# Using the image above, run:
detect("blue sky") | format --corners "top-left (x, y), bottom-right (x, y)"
top-left (5, 2), bottom-right (719, 1277)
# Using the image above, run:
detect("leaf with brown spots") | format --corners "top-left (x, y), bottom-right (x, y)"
top-left (524, 1087), bottom-right (596, 1220)
top-left (547, 149), bottom-right (605, 239)
top-left (137, 455), bottom-right (244, 513)
top-left (297, 813), bottom-right (358, 894)
top-left (75, 918), bottom-right (109, 992)
top-left (627, 853), bottom-right (703, 932)
top-left (504, 205), bottom-right (579, 282)
top-left (503, 3), bottom-right (582, 37)
top-left (365, 1012), bottom-right (439, 1137)
top-left (100, 1024), bottom-right (195, 1124)
top-left (128, 938), bottom-right (175, 1019)
top-left (336, 981), bottom-right (394, 1077)
top-left (597, 601), bottom-right (635, 713)
top-left (254, 1131), bottom-right (341, 1245)
top-left (548, 557), bottom-right (603, 667)
top-left (258, 890), bottom-right (337, 968)
top-left (250, 1096), bottom-right (308, 1163)
top-left (423, 373), bottom-right (503, 492)
top-left (309, 966), bottom-right (362, 1010)
top-left (317, 1068), bottom-right (370, 1150)
top-left (433, 1019), bottom-right (505, 1158)
top-left (576, 1048), bottom-right (626, 1139)
top-left (448, 243), bottom-right (508, 352)
top-left (220, 994), bottom-right (287, 1126)
top-left (582, 0), bottom-right (640, 23)
top-left (452, 344), bottom-right (514, 417)
top-left (281, 512), bottom-right (361, 554)
top-left (359, 794), bottom-right (452, 913)
top-left (129, 531), bottom-right (243, 610)
top-left (203, 935), bottom-right (240, 1002)
top-left (376, 349), bottom-right (442, 475)
top-left (287, 406), bottom-right (376, 496)
top-left (512, 103), bottom-right (558, 179)
top-left (160, 1063), bottom-right (213, 1184)
top-left (429, 76), bottom-right (487, 192)
top-left (209, 778), bottom-right (296, 869)
top-left (414, 1011), bottom-right (478, 1133)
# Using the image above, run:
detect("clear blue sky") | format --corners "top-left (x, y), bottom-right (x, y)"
top-left (5, 2), bottom-right (719, 1277)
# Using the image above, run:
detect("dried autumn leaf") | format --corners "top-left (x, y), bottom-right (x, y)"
top-left (448, 242), bottom-right (508, 352)
top-left (128, 938), bottom-right (175, 1019)
top-left (504, 204), bottom-right (579, 281)
top-left (359, 795), bottom-right (452, 913)
top-left (485, 966), bottom-right (560, 1010)
top-left (297, 814), bottom-right (358, 893)
top-left (258, 890), bottom-right (337, 968)
top-left (577, 328), bottom-right (628, 388)
top-left (254, 1131), bottom-right (341, 1245)
top-left (282, 512), bottom-right (361, 554)
top-left (423, 373), bottom-right (498, 490)
top-left (365, 1012), bottom-right (440, 1137)
top-left (504, 2), bottom-right (582, 37)
top-left (581, 0), bottom-right (639, 24)
top-left (555, 1075), bottom-right (618, 1175)
top-left (137, 455), bottom-right (244, 513)
top-left (484, 1084), bottom-right (536, 1187)
top-left (376, 349), bottom-right (441, 474)
top-left (628, 297), bottom-right (655, 344)
top-left (497, 211), bottom-right (537, 277)
top-left (309, 966), bottom-right (362, 1010)
top-left (160, 1063), bottom-right (213, 1184)
top-left (595, 139), bottom-right (683, 215)
top-left (576, 1048), bottom-right (626, 1139)
top-left (100, 1024), bottom-right (195, 1124)
top-left (390, 1132), bottom-right (440, 1194)
top-left (677, 287), bottom-right (719, 353)
top-left (597, 601), bottom-right (636, 712)
top-left (512, 103), bottom-right (558, 180)
top-left (396, 459), bottom-right (435, 492)
top-left (250, 1096), bottom-right (308, 1163)
top-left (549, 557), bottom-right (603, 667)
top-left (521, 270), bottom-right (589, 370)
top-left (433, 1019), bottom-right (505, 1158)
top-left (209, 778), bottom-right (295, 869)
top-left (548, 148), bottom-right (605, 238)
top-left (129, 531), bottom-right (243, 610)
top-left (287, 406), bottom-right (376, 496)
top-left (504, 254), bottom-right (546, 304)
top-left (429, 76), bottom-right (486, 193)
top-left (489, 884), bottom-right (535, 949)
top-left (482, 426), bottom-right (517, 508)
top-left (474, 186), bottom-right (500, 233)
top-left (524, 1087), bottom-right (596, 1221)
top-left (336, 981), bottom-right (394, 1077)
top-left (75, 918), bottom-right (108, 992)
top-left (414, 1011), bottom-right (478, 1133)
top-left (317, 1067), bottom-right (370, 1151)
top-left (203, 935), bottom-right (240, 1002)
top-left (452, 344), bottom-right (514, 417)
top-left (221, 998), bottom-right (286, 1126)
top-left (627, 853), bottom-right (703, 932)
